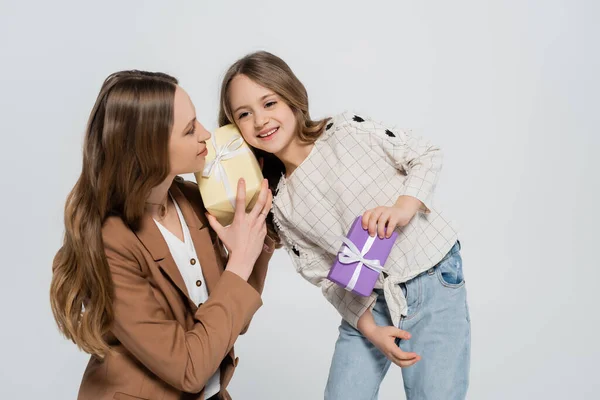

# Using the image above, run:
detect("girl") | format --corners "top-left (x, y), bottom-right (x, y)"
top-left (50, 70), bottom-right (277, 400)
top-left (218, 51), bottom-right (470, 399)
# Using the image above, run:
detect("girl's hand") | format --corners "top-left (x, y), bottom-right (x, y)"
top-left (361, 196), bottom-right (424, 238)
top-left (358, 309), bottom-right (420, 368)
top-left (367, 325), bottom-right (421, 368)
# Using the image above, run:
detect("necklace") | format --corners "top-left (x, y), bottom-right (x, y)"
top-left (145, 193), bottom-right (169, 218)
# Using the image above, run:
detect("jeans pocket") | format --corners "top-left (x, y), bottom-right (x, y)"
top-left (436, 250), bottom-right (465, 288)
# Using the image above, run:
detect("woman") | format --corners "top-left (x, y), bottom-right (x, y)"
top-left (50, 70), bottom-right (276, 400)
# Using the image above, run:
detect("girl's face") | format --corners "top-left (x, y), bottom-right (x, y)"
top-left (227, 74), bottom-right (297, 155)
top-left (169, 86), bottom-right (211, 175)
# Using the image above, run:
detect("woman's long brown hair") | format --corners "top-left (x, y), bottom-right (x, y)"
top-left (50, 70), bottom-right (178, 358)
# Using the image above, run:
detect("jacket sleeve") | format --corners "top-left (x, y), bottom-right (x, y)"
top-left (105, 230), bottom-right (262, 393)
top-left (351, 114), bottom-right (444, 213)
top-left (215, 231), bottom-right (277, 335)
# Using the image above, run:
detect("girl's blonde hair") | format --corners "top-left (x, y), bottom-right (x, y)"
top-left (218, 51), bottom-right (329, 238)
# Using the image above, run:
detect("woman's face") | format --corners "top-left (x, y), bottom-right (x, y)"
top-left (227, 74), bottom-right (297, 156)
top-left (168, 86), bottom-right (211, 175)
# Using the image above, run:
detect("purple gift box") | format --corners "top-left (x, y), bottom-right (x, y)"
top-left (327, 216), bottom-right (398, 297)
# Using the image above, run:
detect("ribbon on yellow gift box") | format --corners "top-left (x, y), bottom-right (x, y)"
top-left (195, 124), bottom-right (263, 226)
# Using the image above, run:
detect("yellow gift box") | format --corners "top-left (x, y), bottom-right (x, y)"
top-left (195, 124), bottom-right (263, 226)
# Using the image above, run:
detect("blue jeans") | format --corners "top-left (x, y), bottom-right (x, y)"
top-left (325, 242), bottom-right (470, 400)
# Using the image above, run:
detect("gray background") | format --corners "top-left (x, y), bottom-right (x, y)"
top-left (1, 0), bottom-right (598, 398)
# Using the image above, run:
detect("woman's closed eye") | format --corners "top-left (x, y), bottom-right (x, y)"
top-left (265, 101), bottom-right (277, 108)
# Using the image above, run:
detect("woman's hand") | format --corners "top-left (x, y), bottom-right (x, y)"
top-left (206, 178), bottom-right (272, 281)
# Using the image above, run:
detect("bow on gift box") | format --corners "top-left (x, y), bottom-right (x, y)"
top-left (202, 133), bottom-right (250, 209)
top-left (336, 235), bottom-right (384, 291)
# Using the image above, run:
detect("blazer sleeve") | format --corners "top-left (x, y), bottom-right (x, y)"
top-left (211, 227), bottom-right (277, 335)
top-left (104, 229), bottom-right (262, 393)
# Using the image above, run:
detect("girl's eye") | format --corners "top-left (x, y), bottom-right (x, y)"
top-left (265, 101), bottom-right (276, 108)
top-left (238, 111), bottom-right (249, 119)
top-left (187, 126), bottom-right (196, 135)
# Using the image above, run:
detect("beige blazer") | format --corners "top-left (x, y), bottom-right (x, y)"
top-left (77, 177), bottom-right (276, 400)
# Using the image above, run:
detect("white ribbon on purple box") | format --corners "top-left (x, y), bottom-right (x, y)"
top-left (202, 133), bottom-right (250, 209)
top-left (336, 235), bottom-right (384, 291)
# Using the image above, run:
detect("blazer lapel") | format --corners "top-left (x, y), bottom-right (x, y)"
top-left (134, 198), bottom-right (194, 307)
top-left (170, 182), bottom-right (223, 296)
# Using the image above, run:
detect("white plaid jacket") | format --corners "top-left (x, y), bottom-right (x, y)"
top-left (272, 112), bottom-right (459, 328)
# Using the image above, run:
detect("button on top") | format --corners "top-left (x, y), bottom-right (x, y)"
top-left (190, 258), bottom-right (196, 265)
top-left (195, 280), bottom-right (202, 287)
